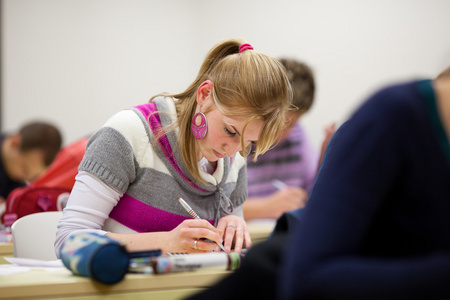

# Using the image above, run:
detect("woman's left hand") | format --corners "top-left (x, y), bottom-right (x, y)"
top-left (216, 215), bottom-right (252, 253)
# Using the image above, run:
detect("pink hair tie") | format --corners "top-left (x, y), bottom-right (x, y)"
top-left (239, 43), bottom-right (254, 53)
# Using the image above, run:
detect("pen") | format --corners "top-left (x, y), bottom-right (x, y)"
top-left (271, 179), bottom-right (288, 190)
top-left (178, 197), bottom-right (226, 252)
top-left (129, 249), bottom-right (162, 258)
top-left (153, 252), bottom-right (242, 274)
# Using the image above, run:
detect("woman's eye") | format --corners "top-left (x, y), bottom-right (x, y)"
top-left (225, 127), bottom-right (236, 136)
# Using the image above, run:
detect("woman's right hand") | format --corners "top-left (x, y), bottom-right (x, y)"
top-left (167, 219), bottom-right (224, 253)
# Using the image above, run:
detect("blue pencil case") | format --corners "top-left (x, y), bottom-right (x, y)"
top-left (59, 232), bottom-right (129, 284)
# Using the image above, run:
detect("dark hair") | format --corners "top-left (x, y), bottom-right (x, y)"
top-left (19, 121), bottom-right (62, 166)
top-left (278, 58), bottom-right (315, 113)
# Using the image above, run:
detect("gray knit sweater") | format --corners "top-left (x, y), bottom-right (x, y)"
top-left (78, 97), bottom-right (248, 233)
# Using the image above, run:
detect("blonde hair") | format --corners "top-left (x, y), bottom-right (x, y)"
top-left (151, 37), bottom-right (293, 183)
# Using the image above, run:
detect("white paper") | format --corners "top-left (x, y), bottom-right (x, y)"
top-left (0, 256), bottom-right (64, 270)
top-left (0, 264), bottom-right (30, 276)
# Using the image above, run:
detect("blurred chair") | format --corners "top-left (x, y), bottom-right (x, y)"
top-left (11, 211), bottom-right (63, 260)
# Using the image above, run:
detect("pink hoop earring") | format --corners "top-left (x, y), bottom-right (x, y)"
top-left (191, 112), bottom-right (208, 139)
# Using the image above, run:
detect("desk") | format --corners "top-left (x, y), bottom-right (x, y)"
top-left (247, 219), bottom-right (276, 243)
top-left (0, 243), bottom-right (13, 264)
top-left (0, 242), bottom-right (13, 256)
top-left (0, 268), bottom-right (229, 300)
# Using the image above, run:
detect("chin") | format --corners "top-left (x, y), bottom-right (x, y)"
top-left (208, 156), bottom-right (220, 162)
top-left (199, 150), bottom-right (217, 162)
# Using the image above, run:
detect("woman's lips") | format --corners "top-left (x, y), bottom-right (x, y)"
top-left (213, 150), bottom-right (225, 158)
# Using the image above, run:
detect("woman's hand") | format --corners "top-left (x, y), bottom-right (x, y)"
top-left (167, 219), bottom-right (224, 253)
top-left (216, 215), bottom-right (252, 253)
top-left (243, 187), bottom-right (308, 220)
top-left (269, 187), bottom-right (308, 217)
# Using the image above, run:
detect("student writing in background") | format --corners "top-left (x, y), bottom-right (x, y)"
top-left (0, 121), bottom-right (62, 205)
top-left (244, 59), bottom-right (335, 220)
top-left (55, 38), bottom-right (294, 256)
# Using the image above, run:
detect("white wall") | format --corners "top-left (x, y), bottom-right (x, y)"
top-left (2, 0), bottom-right (450, 150)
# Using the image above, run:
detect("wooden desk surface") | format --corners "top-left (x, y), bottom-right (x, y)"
top-left (247, 219), bottom-right (276, 243)
top-left (0, 268), bottom-right (230, 300)
top-left (0, 242), bottom-right (13, 257)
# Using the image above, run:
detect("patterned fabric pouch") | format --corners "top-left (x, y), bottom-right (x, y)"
top-left (59, 232), bottom-right (129, 284)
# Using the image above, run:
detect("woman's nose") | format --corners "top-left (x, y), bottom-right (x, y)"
top-left (224, 140), bottom-right (242, 157)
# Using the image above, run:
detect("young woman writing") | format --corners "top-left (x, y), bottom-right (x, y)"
top-left (55, 38), bottom-right (293, 256)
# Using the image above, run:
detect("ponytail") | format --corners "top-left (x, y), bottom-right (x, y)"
top-left (151, 38), bottom-right (292, 184)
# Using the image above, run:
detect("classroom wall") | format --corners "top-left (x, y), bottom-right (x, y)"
top-left (2, 0), bottom-right (450, 150)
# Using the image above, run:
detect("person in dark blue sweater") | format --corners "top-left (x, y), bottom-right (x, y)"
top-left (279, 75), bottom-right (450, 299)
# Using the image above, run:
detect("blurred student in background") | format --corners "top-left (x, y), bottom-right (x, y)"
top-left (0, 121), bottom-right (62, 202)
top-left (244, 59), bottom-right (334, 220)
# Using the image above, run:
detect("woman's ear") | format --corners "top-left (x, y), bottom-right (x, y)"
top-left (196, 80), bottom-right (214, 106)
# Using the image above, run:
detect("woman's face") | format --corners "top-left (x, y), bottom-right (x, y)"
top-left (194, 86), bottom-right (263, 161)
top-left (194, 80), bottom-right (263, 161)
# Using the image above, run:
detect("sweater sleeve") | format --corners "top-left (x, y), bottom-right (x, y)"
top-left (54, 171), bottom-right (123, 257)
top-left (78, 109), bottom-right (149, 194)
top-left (278, 86), bottom-right (450, 299)
top-left (55, 109), bottom-right (148, 257)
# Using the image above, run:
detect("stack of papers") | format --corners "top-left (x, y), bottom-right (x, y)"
top-left (0, 257), bottom-right (64, 276)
